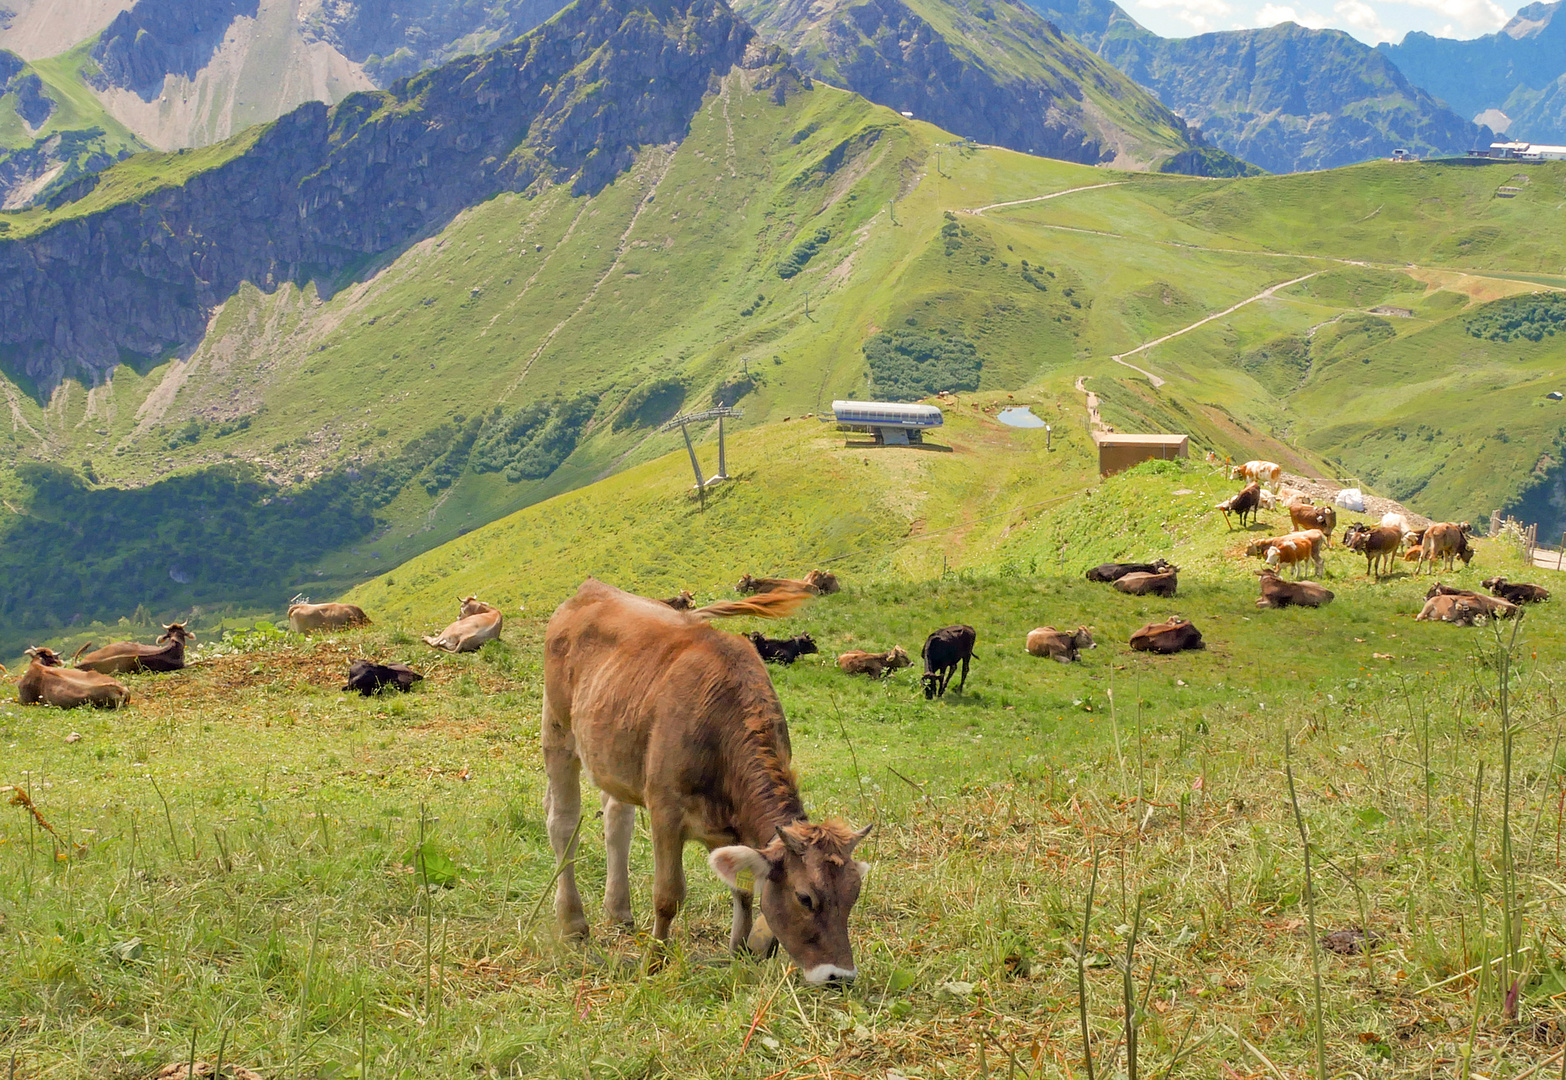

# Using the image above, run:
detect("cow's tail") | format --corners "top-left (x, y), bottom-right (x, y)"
top-left (70, 641), bottom-right (93, 661)
top-left (693, 588), bottom-right (813, 621)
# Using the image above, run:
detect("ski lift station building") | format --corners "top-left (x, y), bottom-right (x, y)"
top-left (831, 400), bottom-right (943, 444)
top-left (1093, 431), bottom-right (1188, 476)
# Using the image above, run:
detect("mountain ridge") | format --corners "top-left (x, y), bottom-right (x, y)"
top-left (1034, 0), bottom-right (1493, 172)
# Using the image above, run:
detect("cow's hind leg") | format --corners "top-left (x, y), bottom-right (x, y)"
top-left (541, 692), bottom-right (588, 940)
top-left (957, 653), bottom-right (971, 693)
top-left (648, 805), bottom-right (687, 944)
top-left (602, 792), bottom-right (636, 929)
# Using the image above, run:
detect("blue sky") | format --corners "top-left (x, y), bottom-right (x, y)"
top-left (1126, 0), bottom-right (1519, 44)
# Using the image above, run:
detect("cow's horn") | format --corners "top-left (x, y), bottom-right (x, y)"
top-left (775, 825), bottom-right (807, 856)
top-left (846, 823), bottom-right (873, 852)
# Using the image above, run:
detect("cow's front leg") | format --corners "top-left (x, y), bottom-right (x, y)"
top-left (729, 887), bottom-right (754, 954)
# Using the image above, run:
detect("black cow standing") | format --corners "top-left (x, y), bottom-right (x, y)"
top-left (343, 660), bottom-right (424, 696)
top-left (921, 625), bottom-right (976, 699)
top-left (746, 632), bottom-right (819, 665)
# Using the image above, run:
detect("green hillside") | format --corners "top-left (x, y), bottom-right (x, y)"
top-left (4, 2), bottom-right (1566, 650)
top-left (0, 40), bottom-right (146, 207)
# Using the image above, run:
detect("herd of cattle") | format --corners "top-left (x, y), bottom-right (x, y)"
top-left (5, 594), bottom-right (505, 710)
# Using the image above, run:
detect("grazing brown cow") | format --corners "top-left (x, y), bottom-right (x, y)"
top-left (1482, 577), bottom-right (1550, 604)
top-left (1417, 522), bottom-right (1473, 575)
top-left (424, 596), bottom-right (504, 653)
top-left (660, 591), bottom-right (696, 611)
top-left (542, 580), bottom-right (870, 984)
top-left (1231, 460), bottom-right (1282, 487)
top-left (18, 648), bottom-right (129, 709)
top-left (1129, 617), bottom-right (1204, 653)
top-left (288, 602), bottom-right (371, 633)
top-left (1255, 569), bottom-right (1334, 608)
top-left (1343, 524), bottom-right (1404, 579)
top-left (1424, 582), bottom-right (1518, 619)
top-left (1288, 503), bottom-right (1337, 540)
top-left (803, 570), bottom-right (841, 595)
top-left (837, 647), bottom-right (911, 678)
top-left (1114, 568), bottom-right (1179, 597)
top-left (1025, 626), bottom-right (1095, 662)
top-left (73, 623), bottom-right (194, 674)
top-left (1217, 483), bottom-right (1262, 529)
top-left (736, 574), bottom-right (820, 596)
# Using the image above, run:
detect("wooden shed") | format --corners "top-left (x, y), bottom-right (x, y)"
top-left (1093, 432), bottom-right (1189, 477)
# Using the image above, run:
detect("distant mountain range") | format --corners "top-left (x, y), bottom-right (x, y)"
top-left (1033, 0), bottom-right (1493, 173)
top-left (731, 0), bottom-right (1254, 174)
top-left (1380, 0), bottom-right (1566, 142)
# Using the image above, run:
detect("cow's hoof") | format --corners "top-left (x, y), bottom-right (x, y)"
top-left (746, 925), bottom-right (779, 958)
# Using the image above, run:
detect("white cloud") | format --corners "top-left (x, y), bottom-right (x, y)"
top-left (1333, 0), bottom-right (1400, 41)
top-left (1135, 0), bottom-right (1234, 33)
top-left (1254, 2), bottom-right (1332, 26)
top-left (1380, 0), bottom-right (1508, 34)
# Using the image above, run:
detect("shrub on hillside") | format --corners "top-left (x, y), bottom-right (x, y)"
top-left (863, 330), bottom-right (982, 401)
top-left (612, 379), bottom-right (685, 431)
top-left (778, 228), bottom-right (830, 279)
top-left (1465, 293), bottom-right (1566, 343)
top-left (472, 395), bottom-right (598, 482)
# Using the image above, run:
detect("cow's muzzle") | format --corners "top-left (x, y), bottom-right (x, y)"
top-left (802, 964), bottom-right (857, 986)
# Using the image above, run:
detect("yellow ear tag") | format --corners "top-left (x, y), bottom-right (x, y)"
top-left (736, 866), bottom-right (755, 891)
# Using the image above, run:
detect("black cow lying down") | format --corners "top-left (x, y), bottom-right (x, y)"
top-left (1085, 558), bottom-right (1174, 583)
top-left (747, 632), bottom-right (819, 665)
top-left (343, 660), bottom-right (424, 696)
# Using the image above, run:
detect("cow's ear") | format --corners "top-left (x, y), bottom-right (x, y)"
top-left (709, 846), bottom-right (775, 889)
top-left (855, 860), bottom-right (872, 879)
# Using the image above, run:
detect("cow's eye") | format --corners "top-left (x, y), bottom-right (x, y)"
top-left (795, 891), bottom-right (815, 911)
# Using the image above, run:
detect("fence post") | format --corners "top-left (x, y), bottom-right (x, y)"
top-left (1558, 530), bottom-right (1563, 571)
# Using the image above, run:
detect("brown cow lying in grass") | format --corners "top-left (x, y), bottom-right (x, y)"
top-left (1255, 569), bottom-right (1333, 608)
top-left (660, 591), bottom-right (696, 610)
top-left (837, 647), bottom-right (911, 678)
top-left (1085, 559), bottom-right (1173, 583)
top-left (1129, 617), bottom-right (1204, 653)
top-left (1025, 626), bottom-right (1095, 662)
top-left (424, 596), bottom-right (504, 653)
top-left (17, 647), bottom-right (129, 708)
top-left (288, 602), bottom-right (371, 633)
top-left (735, 571), bottom-right (839, 596)
top-left (1113, 568), bottom-right (1179, 597)
top-left (1416, 595), bottom-right (1488, 625)
top-left (542, 579), bottom-right (870, 985)
top-left (1482, 577), bottom-right (1549, 604)
top-left (1424, 582), bottom-right (1517, 619)
top-left (73, 623), bottom-right (194, 674)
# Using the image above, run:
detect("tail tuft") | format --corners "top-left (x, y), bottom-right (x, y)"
top-left (692, 588), bottom-right (814, 621)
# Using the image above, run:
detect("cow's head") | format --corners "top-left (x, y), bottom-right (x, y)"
top-left (1244, 538), bottom-right (1271, 558)
top-left (1152, 558), bottom-right (1174, 573)
top-left (1459, 546), bottom-right (1475, 566)
top-left (24, 647), bottom-right (63, 667)
top-left (158, 623), bottom-right (194, 645)
top-left (887, 645), bottom-right (911, 670)
top-left (459, 596), bottom-right (492, 617)
top-left (709, 820), bottom-right (872, 986)
top-left (1071, 627), bottom-right (1096, 650)
top-left (1482, 577), bottom-right (1505, 589)
top-left (736, 574), bottom-right (756, 594)
top-left (794, 634), bottom-right (819, 655)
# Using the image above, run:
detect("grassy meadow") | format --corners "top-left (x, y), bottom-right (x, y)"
top-left (7, 451), bottom-right (1566, 1078)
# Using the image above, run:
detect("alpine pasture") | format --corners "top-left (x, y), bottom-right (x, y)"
top-left (5, 413), bottom-right (1566, 1079)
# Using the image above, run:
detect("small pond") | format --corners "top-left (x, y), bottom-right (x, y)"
top-left (996, 406), bottom-right (1046, 428)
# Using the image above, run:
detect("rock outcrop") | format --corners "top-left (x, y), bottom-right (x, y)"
top-left (0, 0), bottom-right (756, 392)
